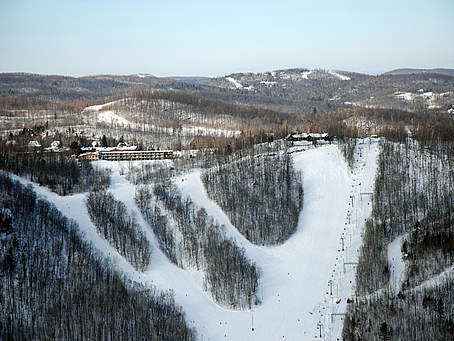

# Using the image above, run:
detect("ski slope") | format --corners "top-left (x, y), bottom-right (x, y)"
top-left (388, 234), bottom-right (407, 295)
top-left (12, 140), bottom-right (379, 340)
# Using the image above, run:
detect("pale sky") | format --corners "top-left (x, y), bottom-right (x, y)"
top-left (1, 0), bottom-right (453, 77)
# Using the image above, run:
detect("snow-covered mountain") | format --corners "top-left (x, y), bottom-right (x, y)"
top-left (1, 140), bottom-right (378, 340)
top-left (211, 68), bottom-right (354, 91)
top-left (2, 135), bottom-right (453, 340)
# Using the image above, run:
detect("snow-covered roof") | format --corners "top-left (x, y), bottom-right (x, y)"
top-left (311, 133), bottom-right (328, 138)
top-left (50, 141), bottom-right (61, 148)
top-left (96, 145), bottom-right (138, 152)
top-left (100, 149), bottom-right (172, 154)
top-left (78, 152), bottom-right (99, 157)
top-left (28, 140), bottom-right (42, 147)
top-left (290, 133), bottom-right (328, 138)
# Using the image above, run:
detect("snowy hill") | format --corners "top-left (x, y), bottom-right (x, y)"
top-left (383, 68), bottom-right (454, 77)
top-left (5, 140), bottom-right (379, 340)
top-left (212, 68), bottom-right (354, 91)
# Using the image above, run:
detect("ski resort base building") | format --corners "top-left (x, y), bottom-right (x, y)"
top-left (78, 150), bottom-right (174, 161)
top-left (100, 150), bottom-right (174, 161)
top-left (78, 152), bottom-right (100, 161)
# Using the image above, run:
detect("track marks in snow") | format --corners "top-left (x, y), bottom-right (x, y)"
top-left (310, 140), bottom-right (379, 340)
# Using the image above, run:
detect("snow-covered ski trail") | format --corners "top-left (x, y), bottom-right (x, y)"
top-left (175, 141), bottom-right (379, 340)
top-left (314, 140), bottom-right (379, 340)
top-left (9, 139), bottom-right (379, 341)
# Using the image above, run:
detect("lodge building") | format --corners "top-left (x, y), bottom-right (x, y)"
top-left (78, 149), bottom-right (173, 161)
top-left (100, 150), bottom-right (174, 161)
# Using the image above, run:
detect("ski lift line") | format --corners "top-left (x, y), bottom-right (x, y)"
top-left (317, 321), bottom-right (323, 338)
top-left (343, 261), bottom-right (358, 273)
top-left (251, 309), bottom-right (255, 332)
top-left (330, 313), bottom-right (346, 323)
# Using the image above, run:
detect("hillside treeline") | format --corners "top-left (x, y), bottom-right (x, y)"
top-left (302, 106), bottom-right (454, 141)
top-left (0, 96), bottom-right (90, 112)
top-left (0, 173), bottom-right (196, 340)
top-left (136, 183), bottom-right (260, 309)
top-left (202, 153), bottom-right (303, 245)
top-left (0, 150), bottom-right (110, 195)
top-left (342, 139), bottom-right (454, 340)
top-left (129, 89), bottom-right (298, 127)
top-left (85, 190), bottom-right (151, 272)
top-left (338, 138), bottom-right (357, 170)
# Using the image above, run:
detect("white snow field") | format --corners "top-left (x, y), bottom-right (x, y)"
top-left (226, 77), bottom-right (244, 89)
top-left (13, 140), bottom-right (379, 340)
top-left (80, 100), bottom-right (241, 138)
top-left (388, 234), bottom-right (407, 295)
top-left (329, 71), bottom-right (351, 81)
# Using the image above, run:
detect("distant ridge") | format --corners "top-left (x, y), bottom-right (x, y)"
top-left (383, 68), bottom-right (454, 77)
top-left (168, 76), bottom-right (210, 84)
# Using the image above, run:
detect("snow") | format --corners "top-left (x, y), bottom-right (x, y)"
top-left (329, 71), bottom-right (351, 81)
top-left (177, 125), bottom-right (240, 138)
top-left (302, 70), bottom-right (312, 79)
top-left (408, 265), bottom-right (454, 294)
top-left (28, 140), bottom-right (41, 147)
top-left (388, 234), bottom-right (406, 294)
top-left (175, 141), bottom-right (379, 340)
top-left (83, 100), bottom-right (123, 112)
top-left (260, 81), bottom-right (277, 86)
top-left (82, 99), bottom-right (134, 126)
top-left (97, 110), bottom-right (132, 126)
top-left (9, 139), bottom-right (380, 341)
top-left (394, 91), bottom-right (443, 109)
top-left (80, 100), bottom-right (241, 138)
top-left (136, 73), bottom-right (152, 78)
top-left (395, 92), bottom-right (416, 101)
top-left (343, 101), bottom-right (362, 107)
top-left (7, 171), bottom-right (143, 283)
top-left (226, 77), bottom-right (243, 89)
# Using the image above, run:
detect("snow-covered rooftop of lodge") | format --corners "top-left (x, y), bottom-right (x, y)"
top-left (288, 132), bottom-right (329, 138)
top-left (78, 152), bottom-right (98, 157)
top-left (95, 145), bottom-right (138, 152)
top-left (99, 149), bottom-right (173, 154)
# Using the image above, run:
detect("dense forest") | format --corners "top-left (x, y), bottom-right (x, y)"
top-left (0, 149), bottom-right (110, 195)
top-left (0, 173), bottom-right (196, 340)
top-left (85, 190), bottom-right (151, 272)
top-left (136, 183), bottom-right (260, 309)
top-left (127, 90), bottom-right (297, 128)
top-left (342, 139), bottom-right (454, 340)
top-left (202, 153), bottom-right (303, 245)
